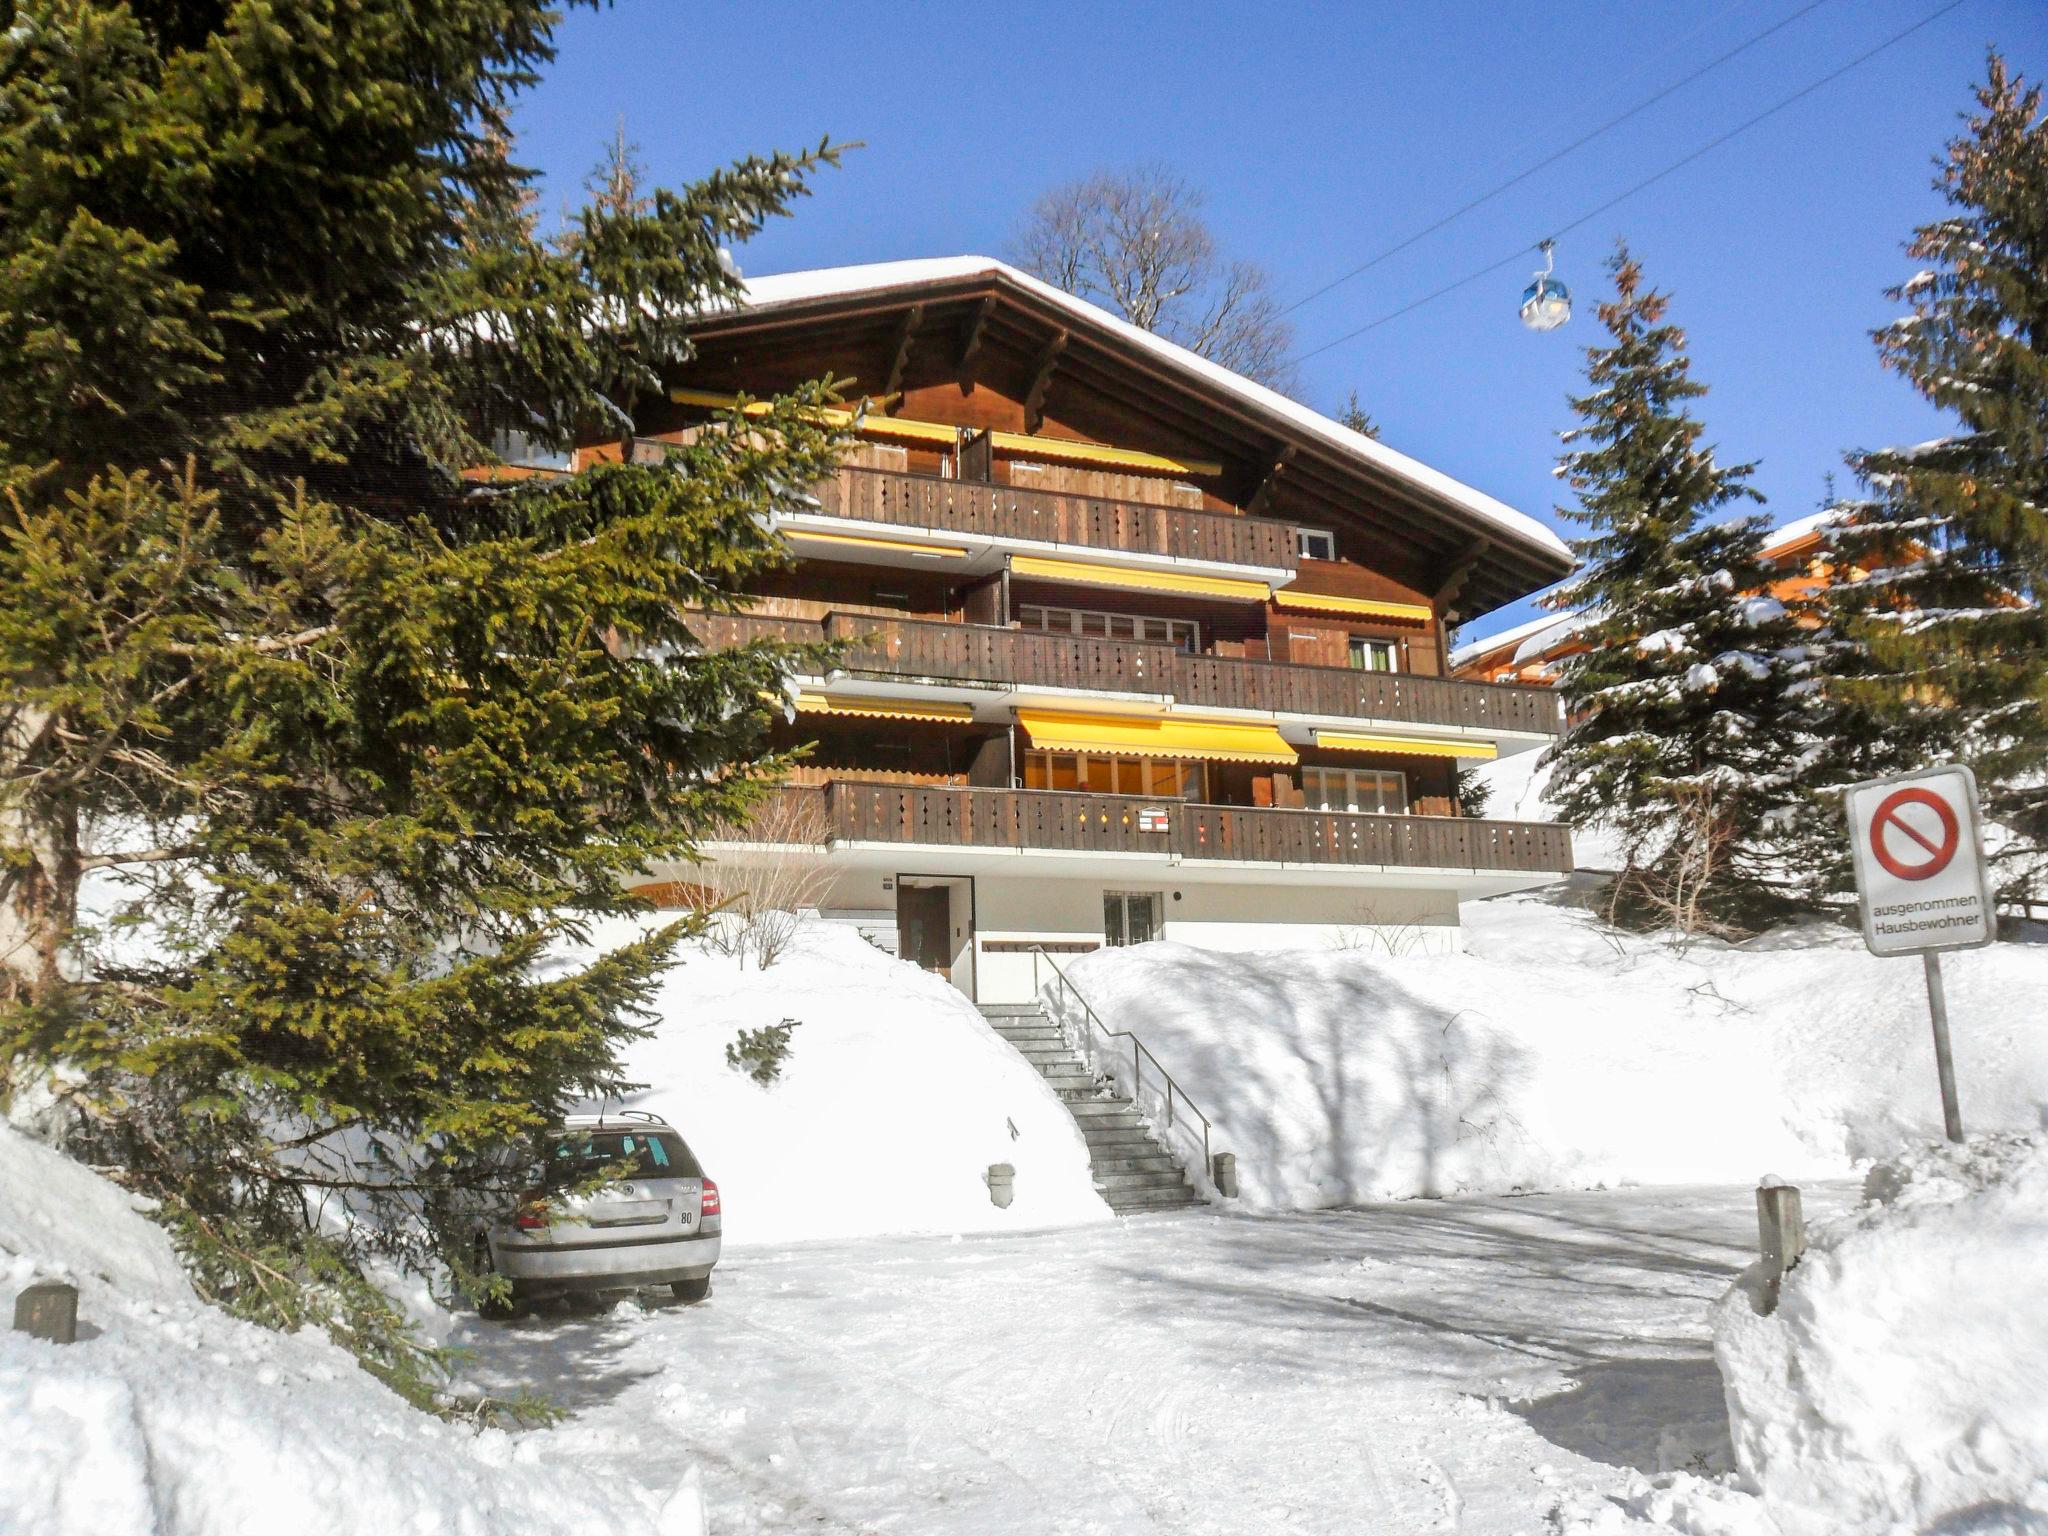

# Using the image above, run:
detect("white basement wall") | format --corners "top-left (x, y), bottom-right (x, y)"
top-left (677, 861), bottom-right (1464, 1003)
top-left (909, 875), bottom-right (1458, 1003)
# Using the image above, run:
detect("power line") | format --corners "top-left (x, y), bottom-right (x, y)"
top-left (1375, 0), bottom-right (1758, 230)
top-left (1281, 0), bottom-right (1839, 319)
top-left (1294, 0), bottom-right (1970, 364)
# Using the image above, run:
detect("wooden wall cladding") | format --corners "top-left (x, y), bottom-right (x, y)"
top-left (1002, 460), bottom-right (1209, 511)
top-left (747, 558), bottom-right (962, 622)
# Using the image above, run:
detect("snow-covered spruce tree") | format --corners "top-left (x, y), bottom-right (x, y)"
top-left (0, 1), bottom-right (841, 1405)
top-left (1544, 248), bottom-right (1811, 934)
top-left (1816, 54), bottom-right (2048, 907)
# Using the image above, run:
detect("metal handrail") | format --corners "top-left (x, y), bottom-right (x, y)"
top-left (1029, 946), bottom-right (1214, 1187)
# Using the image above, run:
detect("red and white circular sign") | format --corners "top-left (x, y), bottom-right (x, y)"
top-left (1845, 765), bottom-right (1991, 956)
top-left (1868, 786), bottom-right (1960, 882)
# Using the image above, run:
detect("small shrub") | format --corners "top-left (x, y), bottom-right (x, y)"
top-left (726, 1017), bottom-right (800, 1085)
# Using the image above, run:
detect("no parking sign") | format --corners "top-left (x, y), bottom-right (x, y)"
top-left (1843, 763), bottom-right (1994, 1143)
top-left (1845, 764), bottom-right (1994, 956)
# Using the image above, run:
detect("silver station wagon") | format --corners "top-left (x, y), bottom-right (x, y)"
top-left (476, 1113), bottom-right (721, 1314)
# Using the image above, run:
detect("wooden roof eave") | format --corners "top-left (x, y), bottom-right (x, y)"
top-left (687, 273), bottom-right (1573, 605)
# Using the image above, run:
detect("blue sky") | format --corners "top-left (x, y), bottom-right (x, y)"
top-left (512, 0), bottom-right (2044, 636)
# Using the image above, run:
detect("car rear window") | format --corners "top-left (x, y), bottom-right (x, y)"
top-left (543, 1129), bottom-right (702, 1186)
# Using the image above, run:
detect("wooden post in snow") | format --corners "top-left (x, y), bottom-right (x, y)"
top-left (1755, 1182), bottom-right (1805, 1315)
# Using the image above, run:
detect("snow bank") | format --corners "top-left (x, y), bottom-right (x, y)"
top-left (1714, 1136), bottom-right (2048, 1536)
top-left (556, 917), bottom-right (1110, 1246)
top-left (0, 1124), bottom-right (701, 1536)
top-left (1049, 897), bottom-right (2048, 1208)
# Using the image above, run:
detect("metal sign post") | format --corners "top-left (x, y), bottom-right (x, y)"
top-left (1843, 764), bottom-right (1995, 1143)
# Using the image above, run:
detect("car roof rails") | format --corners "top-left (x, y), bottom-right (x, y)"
top-left (564, 1106), bottom-right (669, 1129)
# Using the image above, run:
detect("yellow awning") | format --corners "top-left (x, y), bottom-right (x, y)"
top-left (787, 528), bottom-right (969, 559)
top-left (1272, 590), bottom-right (1435, 623)
top-left (1008, 555), bottom-right (1271, 602)
top-left (670, 389), bottom-right (1218, 475)
top-left (990, 431), bottom-right (1220, 478)
top-left (1315, 731), bottom-right (1497, 761)
top-left (669, 388), bottom-right (958, 447)
top-left (796, 692), bottom-right (976, 724)
top-left (1017, 709), bottom-right (1297, 765)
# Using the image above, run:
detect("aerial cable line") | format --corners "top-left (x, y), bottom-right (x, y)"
top-left (1392, 0), bottom-right (1756, 221)
top-left (1293, 0), bottom-right (1970, 363)
top-left (1280, 0), bottom-right (1839, 318)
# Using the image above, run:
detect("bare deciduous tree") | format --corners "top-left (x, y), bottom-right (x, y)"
top-left (1610, 781), bottom-right (1742, 945)
top-left (697, 790), bottom-right (837, 969)
top-left (1011, 166), bottom-right (1299, 394)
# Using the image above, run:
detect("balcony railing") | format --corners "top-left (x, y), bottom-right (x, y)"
top-left (687, 611), bottom-right (1176, 697)
top-left (1171, 653), bottom-right (1559, 735)
top-left (807, 466), bottom-right (1300, 574)
top-left (825, 614), bottom-right (1175, 697)
top-left (1178, 802), bottom-right (1568, 871)
top-left (690, 610), bottom-right (1560, 736)
top-left (756, 781), bottom-right (1572, 875)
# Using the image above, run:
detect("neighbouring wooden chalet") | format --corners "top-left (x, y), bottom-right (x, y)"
top-left (543, 257), bottom-right (1579, 1001)
top-left (1449, 510), bottom-right (1846, 688)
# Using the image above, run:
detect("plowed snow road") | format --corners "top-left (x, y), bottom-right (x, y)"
top-left (456, 1183), bottom-right (1851, 1534)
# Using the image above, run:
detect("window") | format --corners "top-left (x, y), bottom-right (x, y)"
top-left (1300, 767), bottom-right (1408, 815)
top-left (543, 1130), bottom-right (703, 1186)
top-left (1295, 528), bottom-right (1337, 562)
top-left (1104, 891), bottom-right (1164, 947)
top-left (1348, 636), bottom-right (1399, 672)
top-left (1023, 751), bottom-right (1203, 799)
top-left (1017, 602), bottom-right (1199, 653)
top-left (489, 429), bottom-right (573, 472)
top-left (869, 586), bottom-right (913, 611)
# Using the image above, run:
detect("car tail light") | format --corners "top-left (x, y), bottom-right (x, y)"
top-left (515, 1201), bottom-right (549, 1231)
top-left (699, 1179), bottom-right (720, 1218)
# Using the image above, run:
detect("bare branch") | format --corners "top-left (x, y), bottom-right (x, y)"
top-left (1010, 165), bottom-right (1298, 393)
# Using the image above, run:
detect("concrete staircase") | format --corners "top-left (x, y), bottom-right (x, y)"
top-left (980, 1003), bottom-right (1202, 1215)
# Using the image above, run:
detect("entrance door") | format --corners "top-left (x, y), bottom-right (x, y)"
top-left (1103, 890), bottom-right (1164, 948)
top-left (897, 885), bottom-right (952, 978)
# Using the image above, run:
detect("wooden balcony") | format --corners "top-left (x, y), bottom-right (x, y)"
top-left (763, 781), bottom-right (1573, 876)
top-left (691, 610), bottom-right (1559, 737)
top-left (1177, 802), bottom-right (1568, 872)
top-left (689, 611), bottom-right (1176, 697)
top-left (808, 466), bottom-right (1300, 574)
top-left (1171, 653), bottom-right (1559, 735)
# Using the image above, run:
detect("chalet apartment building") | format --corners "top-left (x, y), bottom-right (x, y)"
top-left (558, 258), bottom-right (1578, 1002)
top-left (1449, 510), bottom-right (1844, 686)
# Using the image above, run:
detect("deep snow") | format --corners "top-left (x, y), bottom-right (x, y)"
top-left (1050, 896), bottom-right (2048, 1210)
top-left (0, 1122), bottom-right (703, 1536)
top-left (551, 917), bottom-right (1111, 1245)
top-left (1714, 1135), bottom-right (2048, 1536)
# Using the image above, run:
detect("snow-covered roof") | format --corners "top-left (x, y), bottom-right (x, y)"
top-left (1761, 508), bottom-right (1845, 554)
top-left (1450, 605), bottom-right (1596, 669)
top-left (730, 257), bottom-right (1572, 569)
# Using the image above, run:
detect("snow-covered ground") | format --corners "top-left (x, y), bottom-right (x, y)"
top-left (1049, 895), bottom-right (2048, 1210)
top-left (550, 917), bottom-right (1110, 1245)
top-left (1716, 1135), bottom-right (2048, 1536)
top-left (449, 1181), bottom-right (1858, 1535)
top-left (0, 1122), bottom-right (705, 1536)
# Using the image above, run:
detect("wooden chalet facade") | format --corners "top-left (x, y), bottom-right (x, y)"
top-left (1449, 510), bottom-right (1845, 687)
top-left (564, 258), bottom-right (1579, 1000)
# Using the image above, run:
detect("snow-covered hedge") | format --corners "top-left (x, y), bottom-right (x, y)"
top-left (551, 917), bottom-right (1110, 1245)
top-left (0, 1122), bottom-right (706, 1536)
top-left (1714, 1135), bottom-right (2048, 1536)
top-left (1050, 898), bottom-right (2048, 1206)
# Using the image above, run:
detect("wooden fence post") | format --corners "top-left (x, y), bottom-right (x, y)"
top-left (13, 1279), bottom-right (79, 1344)
top-left (1756, 1183), bottom-right (1805, 1315)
